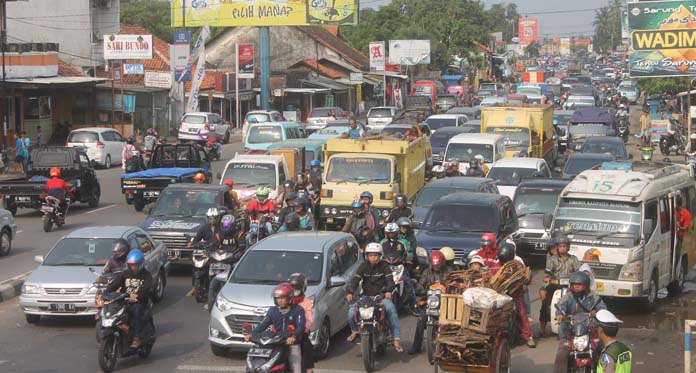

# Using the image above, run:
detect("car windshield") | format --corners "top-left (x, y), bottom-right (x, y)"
top-left (430, 131), bottom-right (464, 148)
top-left (480, 98), bottom-right (505, 106)
top-left (582, 141), bottom-right (625, 158)
top-left (415, 187), bottom-right (475, 208)
top-left (414, 85), bottom-right (433, 96)
top-left (554, 114), bottom-right (574, 126)
top-left (183, 115), bottom-right (206, 124)
top-left (477, 90), bottom-right (493, 96)
top-left (316, 126), bottom-right (349, 135)
top-left (554, 199), bottom-right (641, 244)
top-left (569, 123), bottom-right (609, 138)
top-left (326, 157), bottom-right (391, 183)
top-left (248, 125), bottom-right (282, 144)
top-left (368, 108), bottom-right (393, 118)
top-left (425, 118), bottom-right (457, 130)
top-left (43, 238), bottom-right (117, 266)
top-left (563, 157), bottom-right (611, 175)
top-left (380, 127), bottom-right (409, 137)
top-left (445, 143), bottom-right (494, 163)
top-left (437, 96), bottom-right (457, 105)
top-left (246, 113), bottom-right (271, 123)
top-left (311, 108), bottom-right (334, 117)
top-left (488, 167), bottom-right (538, 186)
top-left (485, 126), bottom-right (530, 150)
top-left (518, 87), bottom-right (541, 95)
top-left (68, 132), bottom-right (98, 143)
top-left (230, 250), bottom-right (323, 285)
top-left (150, 189), bottom-right (219, 216)
top-left (222, 163), bottom-right (276, 189)
top-left (514, 190), bottom-right (560, 216)
top-left (424, 204), bottom-right (496, 232)
top-left (567, 98), bottom-right (595, 107)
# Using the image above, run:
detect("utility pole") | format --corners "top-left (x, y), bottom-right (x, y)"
top-left (2, 0), bottom-right (7, 142)
top-left (260, 27), bottom-right (270, 110)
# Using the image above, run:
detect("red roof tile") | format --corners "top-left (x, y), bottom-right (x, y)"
top-left (298, 26), bottom-right (368, 70)
top-left (58, 59), bottom-right (87, 77)
top-left (291, 59), bottom-right (344, 79)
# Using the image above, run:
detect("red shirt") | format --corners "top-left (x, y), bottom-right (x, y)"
top-left (46, 178), bottom-right (72, 196)
top-left (478, 246), bottom-right (498, 267)
top-left (677, 208), bottom-right (692, 237)
top-left (247, 199), bottom-right (276, 215)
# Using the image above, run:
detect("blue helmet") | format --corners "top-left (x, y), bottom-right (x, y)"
top-left (309, 159), bottom-right (321, 168)
top-left (126, 249), bottom-right (145, 270)
top-left (351, 200), bottom-right (364, 209)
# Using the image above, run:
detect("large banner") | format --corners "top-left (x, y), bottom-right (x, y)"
top-left (518, 18), bottom-right (538, 44)
top-left (171, 0), bottom-right (358, 27)
top-left (369, 41), bottom-right (385, 72)
top-left (628, 1), bottom-right (696, 77)
top-left (389, 40), bottom-right (431, 65)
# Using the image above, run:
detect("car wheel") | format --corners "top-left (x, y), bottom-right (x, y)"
top-left (314, 318), bottom-right (331, 360)
top-left (0, 228), bottom-right (11, 256)
top-left (89, 185), bottom-right (101, 208)
top-left (210, 343), bottom-right (227, 356)
top-left (104, 155), bottom-right (112, 169)
top-left (25, 314), bottom-right (40, 324)
top-left (153, 272), bottom-right (165, 303)
top-left (223, 130), bottom-right (230, 144)
top-left (642, 272), bottom-right (659, 311)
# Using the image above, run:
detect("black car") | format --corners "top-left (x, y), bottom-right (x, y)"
top-left (412, 177), bottom-right (499, 224)
top-left (559, 152), bottom-right (616, 179)
top-left (513, 179), bottom-right (570, 259)
top-left (140, 183), bottom-right (235, 265)
top-left (446, 106), bottom-right (482, 119)
top-left (430, 126), bottom-right (479, 165)
top-left (579, 136), bottom-right (629, 161)
top-left (415, 192), bottom-right (517, 265)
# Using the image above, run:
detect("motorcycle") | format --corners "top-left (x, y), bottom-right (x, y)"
top-left (91, 269), bottom-right (123, 343)
top-left (659, 120), bottom-right (686, 156)
top-left (617, 118), bottom-right (629, 143)
top-left (383, 252), bottom-right (409, 312)
top-left (96, 292), bottom-right (156, 372)
top-left (424, 283), bottom-right (446, 364)
top-left (555, 300), bottom-right (601, 373)
top-left (191, 241), bottom-right (216, 304)
top-left (204, 138), bottom-right (222, 161)
top-left (245, 214), bottom-right (276, 247)
top-left (41, 196), bottom-right (69, 232)
top-left (243, 323), bottom-right (291, 373)
top-left (354, 295), bottom-right (391, 372)
top-left (207, 232), bottom-right (244, 310)
top-left (550, 276), bottom-right (571, 335)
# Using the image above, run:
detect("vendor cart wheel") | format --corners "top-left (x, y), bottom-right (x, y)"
top-left (493, 337), bottom-right (511, 373)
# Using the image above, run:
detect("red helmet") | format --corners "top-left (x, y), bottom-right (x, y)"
top-left (49, 167), bottom-right (61, 178)
top-left (224, 179), bottom-right (234, 187)
top-left (193, 173), bottom-right (205, 182)
top-left (429, 251), bottom-right (445, 266)
top-left (480, 233), bottom-right (496, 248)
top-left (272, 283), bottom-right (293, 305)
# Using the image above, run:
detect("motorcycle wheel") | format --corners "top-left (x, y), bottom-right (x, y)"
top-left (42, 215), bottom-right (53, 233)
top-left (133, 197), bottom-right (145, 213)
top-left (138, 340), bottom-right (154, 358)
top-left (207, 282), bottom-right (219, 313)
top-left (195, 284), bottom-right (207, 304)
top-left (660, 141), bottom-right (670, 156)
top-left (98, 335), bottom-right (118, 372)
top-left (426, 324), bottom-right (438, 364)
top-left (362, 332), bottom-right (375, 372)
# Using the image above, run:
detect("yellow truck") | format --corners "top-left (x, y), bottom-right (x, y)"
top-left (480, 103), bottom-right (558, 167)
top-left (320, 138), bottom-right (427, 230)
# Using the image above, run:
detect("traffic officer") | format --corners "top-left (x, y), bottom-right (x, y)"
top-left (597, 309), bottom-right (632, 373)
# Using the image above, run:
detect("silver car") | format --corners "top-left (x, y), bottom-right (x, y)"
top-left (366, 106), bottom-right (397, 134)
top-left (19, 226), bottom-right (170, 324)
top-left (306, 106), bottom-right (346, 134)
top-left (0, 208), bottom-right (16, 256)
top-left (209, 232), bottom-right (361, 359)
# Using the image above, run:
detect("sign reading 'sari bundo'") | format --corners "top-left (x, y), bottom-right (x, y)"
top-left (104, 35), bottom-right (153, 60)
top-left (628, 1), bottom-right (696, 77)
top-left (171, 0), bottom-right (358, 27)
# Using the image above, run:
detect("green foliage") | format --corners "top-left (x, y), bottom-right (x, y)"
top-left (592, 0), bottom-right (623, 54)
top-left (637, 77), bottom-right (689, 95)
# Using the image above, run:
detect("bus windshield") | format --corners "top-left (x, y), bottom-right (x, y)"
top-left (553, 199), bottom-right (641, 245)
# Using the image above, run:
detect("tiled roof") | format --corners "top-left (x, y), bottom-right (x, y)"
top-left (291, 59), bottom-right (344, 79)
top-left (58, 59), bottom-right (87, 77)
top-left (298, 26), bottom-right (369, 70)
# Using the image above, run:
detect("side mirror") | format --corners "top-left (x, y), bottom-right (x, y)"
top-left (395, 172), bottom-right (402, 183)
top-left (411, 221), bottom-right (422, 229)
top-left (34, 255), bottom-right (44, 264)
top-left (328, 275), bottom-right (346, 288)
top-left (89, 159), bottom-right (96, 168)
top-left (543, 213), bottom-right (553, 228)
top-left (215, 271), bottom-right (228, 283)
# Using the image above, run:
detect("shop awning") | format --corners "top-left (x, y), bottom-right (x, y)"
top-left (301, 78), bottom-right (350, 92)
top-left (7, 76), bottom-right (108, 88)
top-left (252, 88), bottom-right (329, 94)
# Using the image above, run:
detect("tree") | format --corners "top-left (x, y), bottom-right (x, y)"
top-left (525, 41), bottom-right (540, 58)
top-left (637, 77), bottom-right (689, 96)
top-left (592, 0), bottom-right (623, 54)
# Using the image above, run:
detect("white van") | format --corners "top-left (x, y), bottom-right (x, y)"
top-left (443, 133), bottom-right (505, 174)
top-left (219, 154), bottom-right (289, 202)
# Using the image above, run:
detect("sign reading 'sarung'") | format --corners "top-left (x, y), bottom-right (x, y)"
top-left (628, 1), bottom-right (696, 77)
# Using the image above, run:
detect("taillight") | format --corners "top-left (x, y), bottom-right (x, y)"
top-left (96, 141), bottom-right (105, 148)
top-left (179, 120), bottom-right (184, 129)
top-left (64, 142), bottom-right (68, 146)
top-left (244, 147), bottom-right (251, 153)
top-left (204, 120), bottom-right (209, 130)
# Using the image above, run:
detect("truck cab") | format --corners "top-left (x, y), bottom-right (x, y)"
top-left (219, 154), bottom-right (289, 203)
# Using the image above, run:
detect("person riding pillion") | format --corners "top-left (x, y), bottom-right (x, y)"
top-left (386, 194), bottom-right (413, 223)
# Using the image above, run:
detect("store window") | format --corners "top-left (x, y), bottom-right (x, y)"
top-left (24, 96), bottom-right (52, 119)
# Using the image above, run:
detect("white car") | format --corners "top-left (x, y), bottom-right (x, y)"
top-left (366, 106), bottom-right (397, 134)
top-left (486, 157), bottom-right (551, 199)
top-left (178, 112), bottom-right (231, 143)
top-left (424, 114), bottom-right (469, 133)
top-left (66, 127), bottom-right (126, 169)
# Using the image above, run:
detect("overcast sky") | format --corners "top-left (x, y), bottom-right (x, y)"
top-left (365, 0), bottom-right (611, 37)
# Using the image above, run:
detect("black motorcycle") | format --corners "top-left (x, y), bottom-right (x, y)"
top-left (96, 293), bottom-right (156, 372)
top-left (556, 300), bottom-right (601, 373)
top-left (424, 283), bottom-right (445, 363)
top-left (659, 120), bottom-right (686, 156)
top-left (206, 234), bottom-right (244, 311)
top-left (41, 196), bottom-right (68, 232)
top-left (191, 241), bottom-right (216, 304)
top-left (354, 294), bottom-right (391, 372)
top-left (243, 324), bottom-right (290, 373)
top-left (617, 118), bottom-right (629, 143)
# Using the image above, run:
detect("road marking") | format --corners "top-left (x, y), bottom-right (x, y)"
top-left (16, 230), bottom-right (22, 234)
top-left (85, 204), bottom-right (116, 214)
top-left (176, 366), bottom-right (393, 373)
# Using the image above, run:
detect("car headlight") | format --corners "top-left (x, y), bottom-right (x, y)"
top-left (216, 293), bottom-right (234, 312)
top-left (22, 284), bottom-right (41, 294)
top-left (573, 335), bottom-right (589, 351)
top-left (87, 285), bottom-right (98, 295)
top-left (331, 208), bottom-right (338, 215)
top-left (381, 210), bottom-right (389, 217)
top-left (619, 261), bottom-right (643, 281)
top-left (359, 306), bottom-right (374, 320)
top-left (427, 295), bottom-right (440, 309)
top-left (323, 208), bottom-right (330, 215)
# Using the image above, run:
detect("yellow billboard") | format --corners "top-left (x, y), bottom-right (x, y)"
top-left (171, 0), bottom-right (359, 27)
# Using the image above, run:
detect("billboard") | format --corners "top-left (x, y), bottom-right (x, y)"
top-left (238, 44), bottom-right (255, 79)
top-left (369, 42), bottom-right (385, 72)
top-left (621, 9), bottom-right (629, 39)
top-left (171, 0), bottom-right (358, 27)
top-left (389, 40), bottom-right (431, 65)
top-left (628, 1), bottom-right (696, 77)
top-left (104, 35), bottom-right (153, 60)
top-left (518, 18), bottom-right (538, 44)
top-left (145, 71), bottom-right (173, 89)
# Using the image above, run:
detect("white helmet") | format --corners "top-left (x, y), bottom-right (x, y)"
top-left (619, 104), bottom-right (625, 109)
top-left (384, 222), bottom-right (399, 234)
top-left (364, 242), bottom-right (383, 256)
top-left (691, 133), bottom-right (696, 140)
top-left (474, 154), bottom-right (484, 162)
top-left (432, 165), bottom-right (445, 173)
top-left (206, 207), bottom-right (219, 219)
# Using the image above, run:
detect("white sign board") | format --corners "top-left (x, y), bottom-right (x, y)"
top-left (144, 71), bottom-right (172, 89)
top-left (123, 63), bottom-right (144, 75)
top-left (389, 40), bottom-right (431, 65)
top-left (171, 44), bottom-right (190, 71)
top-left (350, 72), bottom-right (363, 83)
top-left (369, 41), bottom-right (385, 72)
top-left (104, 35), bottom-right (153, 60)
top-left (690, 106), bottom-right (696, 119)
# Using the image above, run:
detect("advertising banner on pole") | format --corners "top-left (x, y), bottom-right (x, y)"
top-left (621, 10), bottom-right (629, 39)
top-left (628, 1), bottom-right (696, 77)
top-left (388, 40), bottom-right (431, 65)
top-left (171, 0), bottom-right (358, 27)
top-left (187, 51), bottom-right (206, 113)
top-left (104, 35), bottom-right (153, 60)
top-left (369, 42), bottom-right (385, 72)
top-left (238, 44), bottom-right (255, 79)
top-left (518, 18), bottom-right (538, 44)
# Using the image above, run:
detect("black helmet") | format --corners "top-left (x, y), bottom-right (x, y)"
top-left (396, 217), bottom-right (411, 229)
top-left (546, 237), bottom-right (557, 251)
top-left (126, 136), bottom-right (135, 145)
top-left (287, 273), bottom-right (307, 296)
top-left (113, 238), bottom-right (130, 258)
top-left (497, 241), bottom-right (516, 263)
top-left (284, 191), bottom-right (298, 202)
top-left (569, 271), bottom-right (590, 295)
top-left (283, 180), bottom-right (295, 190)
top-left (555, 234), bottom-right (571, 247)
top-left (294, 197), bottom-right (308, 213)
top-left (395, 194), bottom-right (407, 205)
top-left (284, 213), bottom-right (300, 231)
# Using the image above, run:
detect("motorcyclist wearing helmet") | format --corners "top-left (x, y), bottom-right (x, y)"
top-left (445, 161), bottom-right (461, 177)
top-left (308, 159), bottom-right (322, 192)
top-left (223, 179), bottom-right (240, 210)
top-left (247, 187), bottom-right (276, 220)
top-left (342, 201), bottom-right (376, 240)
top-left (293, 197), bottom-right (315, 231)
top-left (277, 192), bottom-right (297, 227)
top-left (553, 271), bottom-right (607, 372)
top-left (280, 212), bottom-right (301, 232)
top-left (396, 217), bottom-right (417, 255)
top-left (46, 167), bottom-right (73, 215)
top-left (346, 243), bottom-right (403, 352)
top-left (105, 249), bottom-right (153, 348)
top-left (193, 172), bottom-right (206, 184)
top-left (440, 247), bottom-right (459, 269)
top-left (289, 273), bottom-right (315, 373)
top-left (296, 189), bottom-right (314, 214)
top-left (545, 235), bottom-right (580, 286)
top-left (616, 104), bottom-right (628, 119)
top-left (477, 233), bottom-right (498, 266)
top-left (186, 208), bottom-right (221, 297)
top-left (121, 137), bottom-right (137, 171)
top-left (409, 251), bottom-right (452, 355)
top-left (539, 237), bottom-right (559, 337)
top-left (295, 173), bottom-right (310, 195)
top-left (380, 222), bottom-right (417, 312)
top-left (359, 191), bottom-right (380, 234)
top-left (431, 165), bottom-right (446, 180)
top-left (386, 194), bottom-right (413, 223)
top-left (275, 180), bottom-right (296, 207)
top-left (466, 158), bottom-right (485, 177)
top-left (494, 241), bottom-right (536, 348)
top-left (102, 238), bottom-right (131, 276)
top-left (244, 283), bottom-right (306, 373)
top-left (475, 154), bottom-right (489, 174)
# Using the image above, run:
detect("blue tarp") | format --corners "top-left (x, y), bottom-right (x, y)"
top-left (442, 75), bottom-right (463, 81)
top-left (120, 167), bottom-right (205, 180)
top-left (570, 107), bottom-right (612, 125)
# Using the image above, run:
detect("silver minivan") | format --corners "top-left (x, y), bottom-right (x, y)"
top-left (208, 232), bottom-right (361, 358)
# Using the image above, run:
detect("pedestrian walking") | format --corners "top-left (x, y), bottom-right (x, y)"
top-left (15, 131), bottom-right (30, 173)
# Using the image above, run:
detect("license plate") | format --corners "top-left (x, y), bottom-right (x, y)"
top-left (16, 196), bottom-right (31, 202)
top-left (596, 282), bottom-right (604, 292)
top-left (168, 250), bottom-right (179, 258)
top-left (49, 304), bottom-right (76, 312)
top-left (534, 243), bottom-right (545, 250)
top-left (143, 191), bottom-right (160, 198)
top-left (211, 263), bottom-right (228, 270)
top-left (248, 348), bottom-right (272, 358)
top-left (327, 218), bottom-right (334, 223)
top-left (41, 206), bottom-right (54, 213)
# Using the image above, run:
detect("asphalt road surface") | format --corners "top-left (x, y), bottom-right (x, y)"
top-left (0, 132), bottom-right (691, 372)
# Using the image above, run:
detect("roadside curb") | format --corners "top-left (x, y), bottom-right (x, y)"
top-left (0, 271), bottom-right (29, 303)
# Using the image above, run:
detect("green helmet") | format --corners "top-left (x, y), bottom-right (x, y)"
top-left (256, 186), bottom-right (270, 201)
